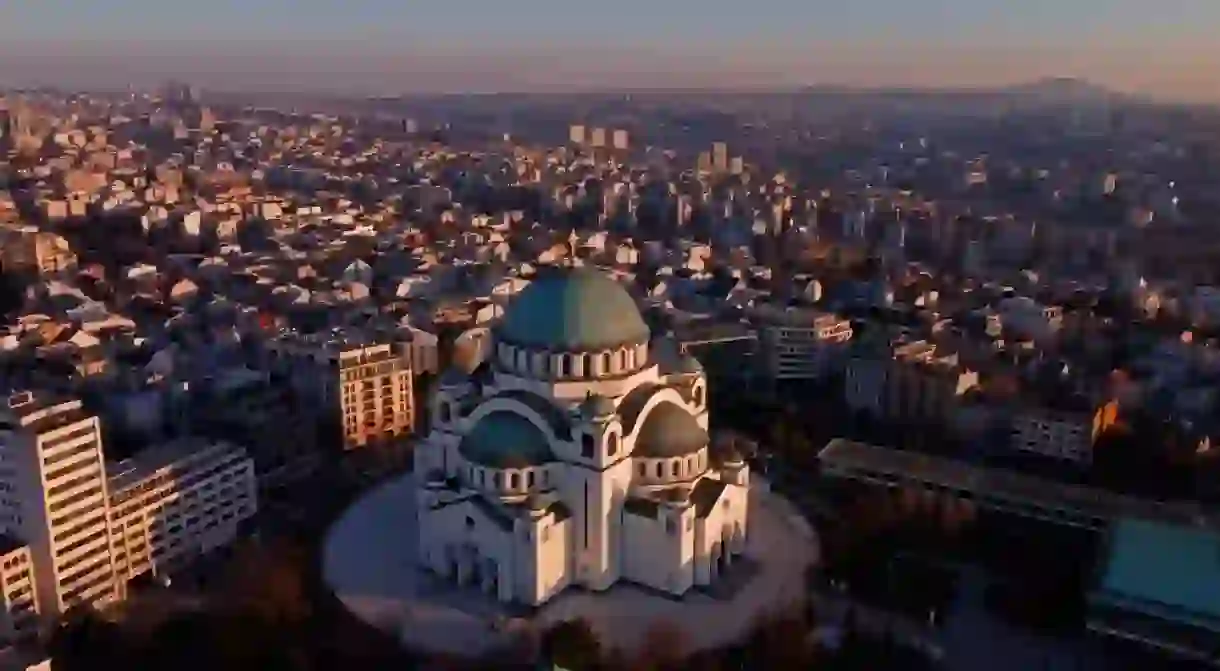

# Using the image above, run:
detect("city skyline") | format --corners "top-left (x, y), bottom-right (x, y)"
top-left (0, 1), bottom-right (1218, 102)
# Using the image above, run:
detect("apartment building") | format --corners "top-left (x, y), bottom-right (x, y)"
top-left (752, 305), bottom-right (853, 382)
top-left (1011, 404), bottom-right (1097, 464)
top-left (108, 438), bottom-right (257, 583)
top-left (0, 537), bottom-right (38, 643)
top-left (846, 340), bottom-right (979, 422)
top-left (264, 334), bottom-right (414, 451)
top-left (0, 392), bottom-right (120, 617)
top-left (188, 368), bottom-right (318, 486)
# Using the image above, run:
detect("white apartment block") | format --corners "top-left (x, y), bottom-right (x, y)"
top-left (108, 438), bottom-right (257, 583)
top-left (0, 392), bottom-right (121, 618)
top-left (753, 306), bottom-right (853, 382)
top-left (264, 333), bottom-right (414, 451)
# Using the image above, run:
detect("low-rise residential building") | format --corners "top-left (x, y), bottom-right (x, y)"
top-left (0, 537), bottom-right (38, 644)
top-left (998, 296), bottom-right (1063, 341)
top-left (0, 226), bottom-right (77, 277)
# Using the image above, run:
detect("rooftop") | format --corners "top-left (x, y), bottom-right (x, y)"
top-left (1093, 518), bottom-right (1220, 629)
top-left (107, 437), bottom-right (243, 494)
top-left (819, 438), bottom-right (1220, 530)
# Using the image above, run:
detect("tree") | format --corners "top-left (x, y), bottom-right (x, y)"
top-left (540, 618), bottom-right (603, 671)
top-left (629, 619), bottom-right (689, 671)
top-left (49, 605), bottom-right (131, 670)
top-left (740, 609), bottom-right (816, 669)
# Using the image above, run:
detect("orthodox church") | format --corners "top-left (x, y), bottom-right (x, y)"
top-left (414, 267), bottom-right (750, 606)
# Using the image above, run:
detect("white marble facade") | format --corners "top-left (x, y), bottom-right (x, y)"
top-left (414, 268), bottom-right (750, 606)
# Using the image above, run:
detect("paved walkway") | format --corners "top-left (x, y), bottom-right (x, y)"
top-left (322, 474), bottom-right (818, 657)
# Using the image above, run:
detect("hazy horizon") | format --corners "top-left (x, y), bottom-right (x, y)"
top-left (1, 1), bottom-right (1217, 102)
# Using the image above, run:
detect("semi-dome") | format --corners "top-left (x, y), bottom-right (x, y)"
top-left (580, 393), bottom-right (616, 419)
top-left (634, 402), bottom-right (708, 458)
top-left (497, 268), bottom-right (650, 351)
top-left (459, 412), bottom-right (554, 468)
top-left (676, 352), bottom-right (703, 374)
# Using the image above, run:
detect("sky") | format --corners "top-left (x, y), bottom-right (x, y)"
top-left (0, 1), bottom-right (1217, 100)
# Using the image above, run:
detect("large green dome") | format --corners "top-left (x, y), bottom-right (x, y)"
top-left (497, 268), bottom-right (650, 351)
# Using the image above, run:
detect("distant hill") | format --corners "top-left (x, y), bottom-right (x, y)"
top-left (997, 77), bottom-right (1131, 105)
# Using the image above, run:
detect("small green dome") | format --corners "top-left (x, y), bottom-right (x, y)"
top-left (459, 412), bottom-right (554, 468)
top-left (497, 268), bottom-right (650, 351)
top-left (634, 402), bottom-right (708, 458)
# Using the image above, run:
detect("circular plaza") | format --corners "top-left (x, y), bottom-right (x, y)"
top-left (322, 472), bottom-right (818, 657)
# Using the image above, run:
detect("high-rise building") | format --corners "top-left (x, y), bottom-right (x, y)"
top-left (264, 336), bottom-right (415, 451)
top-left (0, 392), bottom-right (121, 617)
top-left (590, 127), bottom-right (607, 148)
top-left (612, 129), bottom-right (629, 151)
top-left (569, 124), bottom-right (586, 145)
top-left (337, 344), bottom-right (415, 450)
top-left (712, 142), bottom-right (729, 173)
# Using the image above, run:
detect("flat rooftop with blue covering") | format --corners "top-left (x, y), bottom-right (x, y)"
top-left (1089, 517), bottom-right (1220, 663)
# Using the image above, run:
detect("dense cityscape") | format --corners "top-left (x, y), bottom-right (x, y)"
top-left (0, 79), bottom-right (1218, 670)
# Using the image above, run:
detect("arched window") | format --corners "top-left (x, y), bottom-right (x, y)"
top-left (671, 460), bottom-right (679, 478)
top-left (508, 471), bottom-right (519, 489)
top-left (607, 433), bottom-right (619, 457)
top-left (527, 470), bottom-right (536, 488)
top-left (581, 433), bottom-right (594, 458)
top-left (694, 385), bottom-right (704, 406)
top-left (602, 351), bottom-right (613, 376)
top-left (654, 462), bottom-right (663, 478)
top-left (638, 462), bottom-right (647, 477)
top-left (561, 355), bottom-right (573, 378)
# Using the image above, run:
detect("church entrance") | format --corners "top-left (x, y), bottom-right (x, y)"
top-left (485, 558), bottom-right (499, 596)
top-left (467, 549), bottom-right (483, 589)
top-left (710, 542), bottom-right (724, 581)
top-left (444, 546), bottom-right (459, 581)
